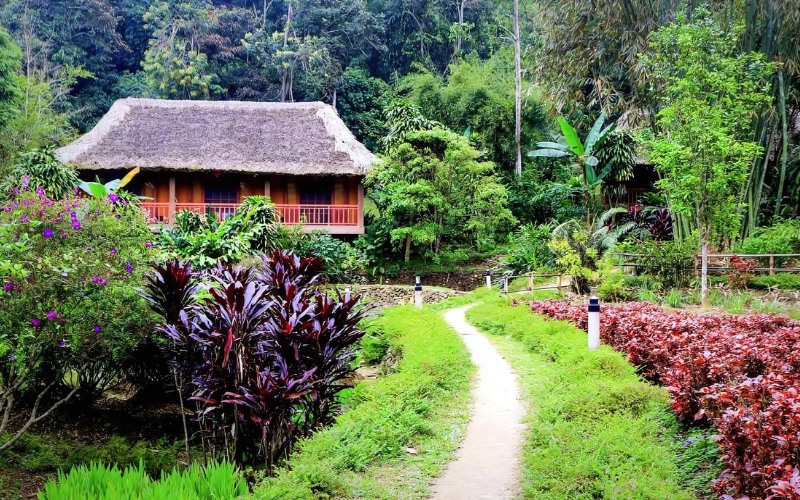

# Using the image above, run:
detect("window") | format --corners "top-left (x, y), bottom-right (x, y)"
top-left (298, 181), bottom-right (332, 224)
top-left (205, 187), bottom-right (238, 204)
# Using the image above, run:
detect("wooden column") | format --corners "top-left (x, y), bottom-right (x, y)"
top-left (287, 181), bottom-right (297, 204)
top-left (168, 175), bottom-right (176, 223)
top-left (264, 179), bottom-right (271, 199)
top-left (357, 183), bottom-right (364, 228)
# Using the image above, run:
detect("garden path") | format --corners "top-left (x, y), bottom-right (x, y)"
top-left (430, 305), bottom-right (526, 500)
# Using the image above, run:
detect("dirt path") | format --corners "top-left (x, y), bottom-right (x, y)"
top-left (430, 305), bottom-right (526, 500)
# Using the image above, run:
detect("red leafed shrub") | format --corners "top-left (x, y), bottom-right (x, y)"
top-left (729, 256), bottom-right (757, 287)
top-left (528, 299), bottom-right (800, 499)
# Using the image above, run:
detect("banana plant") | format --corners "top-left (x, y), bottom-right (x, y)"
top-left (529, 114), bottom-right (615, 224)
top-left (79, 167), bottom-right (140, 199)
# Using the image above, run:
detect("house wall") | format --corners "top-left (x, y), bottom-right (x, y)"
top-left (78, 170), bottom-right (361, 207)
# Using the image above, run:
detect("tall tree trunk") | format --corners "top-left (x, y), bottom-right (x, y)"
top-left (700, 233), bottom-right (709, 308)
top-left (404, 233), bottom-right (412, 263)
top-left (774, 66), bottom-right (788, 220)
top-left (280, 2), bottom-right (293, 102)
top-left (513, 0), bottom-right (522, 176)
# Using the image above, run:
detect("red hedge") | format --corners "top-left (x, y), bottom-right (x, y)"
top-left (528, 299), bottom-right (800, 499)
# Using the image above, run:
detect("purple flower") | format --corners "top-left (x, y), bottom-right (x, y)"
top-left (108, 193), bottom-right (120, 204)
top-left (42, 228), bottom-right (53, 238)
top-left (125, 262), bottom-right (133, 274)
top-left (3, 281), bottom-right (14, 292)
top-left (8, 354), bottom-right (16, 362)
top-left (145, 241), bottom-right (153, 248)
top-left (93, 325), bottom-right (102, 333)
top-left (22, 199), bottom-right (31, 207)
top-left (19, 215), bottom-right (28, 223)
top-left (57, 339), bottom-right (66, 348)
top-left (91, 276), bottom-right (103, 284)
top-left (46, 310), bottom-right (58, 321)
top-left (86, 245), bottom-right (93, 252)
top-left (21, 176), bottom-right (30, 190)
top-left (31, 318), bottom-right (42, 328)
top-left (72, 219), bottom-right (81, 230)
top-left (35, 186), bottom-right (45, 197)
top-left (110, 247), bottom-right (117, 255)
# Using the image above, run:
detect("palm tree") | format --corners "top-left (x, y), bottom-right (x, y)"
top-left (529, 114), bottom-right (614, 224)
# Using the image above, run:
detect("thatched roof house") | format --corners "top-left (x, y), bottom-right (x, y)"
top-left (57, 98), bottom-right (377, 175)
top-left (57, 98), bottom-right (378, 234)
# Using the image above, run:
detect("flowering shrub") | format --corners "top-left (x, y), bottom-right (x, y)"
top-left (0, 182), bottom-right (155, 449)
top-left (141, 252), bottom-right (365, 469)
top-left (528, 299), bottom-right (800, 499)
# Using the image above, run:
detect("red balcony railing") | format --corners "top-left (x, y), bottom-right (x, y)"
top-left (140, 202), bottom-right (360, 227)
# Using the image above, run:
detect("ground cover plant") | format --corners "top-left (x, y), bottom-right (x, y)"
top-left (38, 459), bottom-right (248, 499)
top-left (466, 293), bottom-right (695, 499)
top-left (529, 299), bottom-right (800, 498)
top-left (253, 299), bottom-right (473, 499)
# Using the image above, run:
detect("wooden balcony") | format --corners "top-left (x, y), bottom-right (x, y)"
top-left (140, 202), bottom-right (364, 235)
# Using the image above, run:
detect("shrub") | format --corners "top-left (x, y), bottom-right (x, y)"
top-left (0, 184), bottom-right (155, 450)
top-left (736, 219), bottom-right (800, 256)
top-left (0, 148), bottom-right (79, 200)
top-left (528, 299), bottom-right (800, 498)
top-left (750, 274), bottom-right (800, 290)
top-left (38, 459), bottom-right (248, 499)
top-left (142, 252), bottom-right (365, 468)
top-left (502, 223), bottom-right (555, 275)
top-left (619, 238), bottom-right (695, 289)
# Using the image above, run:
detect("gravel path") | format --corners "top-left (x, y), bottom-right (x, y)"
top-left (430, 305), bottom-right (526, 500)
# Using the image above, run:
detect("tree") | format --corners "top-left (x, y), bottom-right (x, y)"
top-left (0, 27), bottom-right (21, 130)
top-left (367, 128), bottom-right (516, 262)
top-left (529, 113), bottom-right (613, 224)
top-left (642, 15), bottom-right (774, 307)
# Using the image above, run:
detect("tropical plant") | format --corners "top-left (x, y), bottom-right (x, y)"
top-left (529, 113), bottom-right (614, 223)
top-left (548, 207), bottom-right (634, 294)
top-left (147, 252), bottom-right (365, 468)
top-left (78, 167), bottom-right (140, 199)
top-left (0, 148), bottom-right (78, 200)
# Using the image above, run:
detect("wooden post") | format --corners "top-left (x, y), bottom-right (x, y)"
top-left (168, 176), bottom-right (176, 224)
top-left (264, 179), bottom-right (271, 199)
top-left (528, 274), bottom-right (533, 290)
top-left (770, 255), bottom-right (775, 276)
top-left (357, 183), bottom-right (365, 228)
top-left (557, 274), bottom-right (562, 290)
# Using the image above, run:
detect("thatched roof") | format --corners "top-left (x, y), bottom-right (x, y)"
top-left (57, 98), bottom-right (378, 176)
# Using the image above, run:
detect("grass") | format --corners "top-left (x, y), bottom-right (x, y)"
top-left (465, 294), bottom-right (696, 499)
top-left (253, 298), bottom-right (474, 499)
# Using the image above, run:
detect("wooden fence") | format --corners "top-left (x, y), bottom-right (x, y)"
top-left (615, 253), bottom-right (800, 276)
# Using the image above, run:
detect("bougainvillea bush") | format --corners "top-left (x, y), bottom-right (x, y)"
top-left (141, 252), bottom-right (365, 469)
top-left (528, 299), bottom-right (800, 499)
top-left (0, 181), bottom-right (155, 450)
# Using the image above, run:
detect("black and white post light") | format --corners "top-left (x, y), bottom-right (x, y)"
top-left (588, 296), bottom-right (600, 351)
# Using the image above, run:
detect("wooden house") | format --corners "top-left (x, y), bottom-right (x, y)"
top-left (56, 98), bottom-right (378, 234)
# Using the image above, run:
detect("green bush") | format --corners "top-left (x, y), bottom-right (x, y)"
top-left (619, 239), bottom-right (695, 289)
top-left (0, 184), bottom-right (156, 421)
top-left (736, 219), bottom-right (800, 256)
top-left (0, 148), bottom-right (79, 200)
top-left (503, 223), bottom-right (555, 275)
top-left (38, 459), bottom-right (248, 499)
top-left (750, 274), bottom-right (800, 290)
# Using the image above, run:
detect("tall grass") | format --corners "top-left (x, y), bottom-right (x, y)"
top-left (253, 299), bottom-right (474, 499)
top-left (466, 296), bottom-right (695, 499)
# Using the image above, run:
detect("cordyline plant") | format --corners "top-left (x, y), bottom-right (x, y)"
top-left (141, 251), bottom-right (364, 469)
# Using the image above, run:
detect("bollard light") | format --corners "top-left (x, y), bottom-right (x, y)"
top-left (414, 276), bottom-right (423, 309)
top-left (588, 296), bottom-right (600, 351)
top-left (485, 270), bottom-right (492, 289)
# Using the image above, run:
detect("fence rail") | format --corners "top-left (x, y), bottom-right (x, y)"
top-left (614, 252), bottom-right (800, 276)
top-left (140, 202), bottom-right (360, 227)
top-left (499, 272), bottom-right (570, 294)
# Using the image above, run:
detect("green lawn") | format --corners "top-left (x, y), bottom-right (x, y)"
top-left (253, 300), bottom-right (474, 499)
top-left (466, 294), bottom-right (695, 499)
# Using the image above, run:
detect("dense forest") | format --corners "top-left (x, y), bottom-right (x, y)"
top-left (0, 0), bottom-right (798, 253)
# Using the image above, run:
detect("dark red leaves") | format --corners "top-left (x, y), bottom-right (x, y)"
top-left (529, 299), bottom-right (800, 499)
